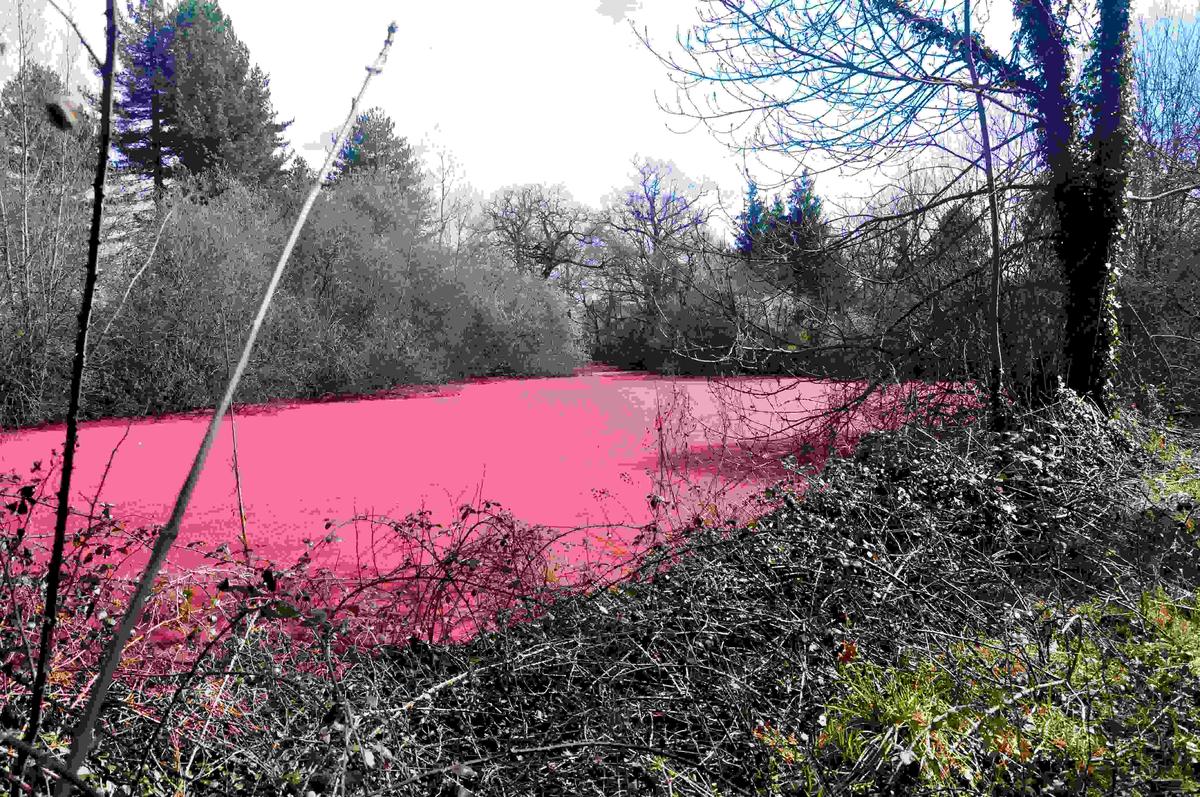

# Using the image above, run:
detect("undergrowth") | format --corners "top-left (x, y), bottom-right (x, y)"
top-left (1, 388), bottom-right (1197, 796)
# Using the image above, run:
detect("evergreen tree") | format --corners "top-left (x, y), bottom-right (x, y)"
top-left (112, 0), bottom-right (173, 197)
top-left (327, 107), bottom-right (418, 185)
top-left (113, 0), bottom-right (292, 195)
top-left (734, 181), bottom-right (766, 255)
top-left (734, 172), bottom-right (843, 307)
top-left (735, 173), bottom-right (823, 258)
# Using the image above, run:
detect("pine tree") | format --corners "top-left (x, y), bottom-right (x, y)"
top-left (112, 0), bottom-right (173, 197)
top-left (735, 172), bottom-right (847, 317)
top-left (327, 107), bottom-right (418, 184)
top-left (736, 174), bottom-right (823, 256)
top-left (113, 0), bottom-right (292, 195)
top-left (733, 181), bottom-right (766, 256)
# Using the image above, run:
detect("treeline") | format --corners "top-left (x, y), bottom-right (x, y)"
top-left (1, 0), bottom-right (1197, 430)
top-left (0, 2), bottom-right (588, 429)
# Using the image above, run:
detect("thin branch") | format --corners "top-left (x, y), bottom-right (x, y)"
top-left (219, 309), bottom-right (252, 568)
top-left (1128, 182), bottom-right (1200, 203)
top-left (43, 0), bottom-right (103, 70)
top-left (91, 205), bottom-right (176, 355)
top-left (0, 737), bottom-right (101, 797)
top-left (387, 741), bottom-right (717, 793)
top-left (12, 2), bottom-right (117, 791)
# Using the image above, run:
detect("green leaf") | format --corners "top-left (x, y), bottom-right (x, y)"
top-left (262, 602), bottom-right (300, 619)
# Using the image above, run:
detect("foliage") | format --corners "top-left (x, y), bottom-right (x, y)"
top-left (733, 174), bottom-right (823, 261)
top-left (4, 359), bottom-right (1200, 794)
top-left (83, 176), bottom-right (288, 417)
top-left (0, 61), bottom-right (97, 428)
top-left (325, 107), bottom-right (419, 185)
top-left (46, 168), bottom-right (585, 425)
top-left (113, 0), bottom-right (291, 194)
top-left (733, 173), bottom-right (851, 349)
top-left (806, 589), bottom-right (1200, 794)
top-left (1143, 427), bottom-right (1200, 525)
top-left (1116, 11), bottom-right (1200, 420)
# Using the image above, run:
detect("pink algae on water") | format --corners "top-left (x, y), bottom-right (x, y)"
top-left (0, 364), bottom-right (979, 654)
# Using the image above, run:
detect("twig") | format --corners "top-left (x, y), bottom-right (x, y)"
top-left (91, 205), bottom-right (176, 355)
top-left (219, 309), bottom-right (252, 568)
top-left (0, 736), bottom-right (100, 797)
top-left (55, 22), bottom-right (401, 795)
top-left (386, 741), bottom-right (717, 792)
top-left (180, 614), bottom-right (259, 783)
top-left (1128, 182), bottom-right (1200, 203)
top-left (85, 415), bottom-right (136, 528)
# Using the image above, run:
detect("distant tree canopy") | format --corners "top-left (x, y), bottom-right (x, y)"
top-left (734, 173), bottom-right (848, 311)
top-left (480, 183), bottom-right (608, 280)
top-left (113, 0), bottom-right (292, 197)
top-left (734, 174), bottom-right (822, 258)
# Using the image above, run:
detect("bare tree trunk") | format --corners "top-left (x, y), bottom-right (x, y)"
top-left (961, 0), bottom-right (1006, 431)
top-left (54, 24), bottom-right (400, 792)
top-left (12, 3), bottom-right (117, 793)
top-left (1020, 0), bottom-right (1134, 411)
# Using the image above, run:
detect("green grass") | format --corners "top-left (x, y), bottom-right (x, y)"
top-left (1145, 428), bottom-right (1200, 527)
top-left (790, 588), bottom-right (1200, 795)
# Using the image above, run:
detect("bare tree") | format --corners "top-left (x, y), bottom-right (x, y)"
top-left (1118, 8), bottom-right (1200, 416)
top-left (424, 145), bottom-right (478, 260)
top-left (9, 0), bottom-right (116, 791)
top-left (642, 0), bottom-right (1140, 410)
top-left (480, 182), bottom-right (611, 280)
top-left (0, 4), bottom-right (98, 427)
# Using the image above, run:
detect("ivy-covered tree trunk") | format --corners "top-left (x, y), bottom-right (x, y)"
top-left (1020, 0), bottom-right (1134, 412)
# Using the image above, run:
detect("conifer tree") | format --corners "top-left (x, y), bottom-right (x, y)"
top-left (113, 0), bottom-right (292, 195)
top-left (327, 106), bottom-right (418, 184)
top-left (735, 172), bottom-right (845, 309)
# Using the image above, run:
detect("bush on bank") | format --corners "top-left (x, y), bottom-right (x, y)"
top-left (2, 170), bottom-right (587, 430)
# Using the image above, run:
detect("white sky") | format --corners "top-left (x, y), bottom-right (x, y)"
top-left (2, 0), bottom-right (1179, 217)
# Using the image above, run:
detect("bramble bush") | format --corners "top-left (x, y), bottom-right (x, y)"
top-left (0, 448), bottom-right (590, 796)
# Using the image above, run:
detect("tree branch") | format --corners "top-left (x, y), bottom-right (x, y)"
top-left (43, 0), bottom-right (103, 70)
top-left (1128, 183), bottom-right (1200, 203)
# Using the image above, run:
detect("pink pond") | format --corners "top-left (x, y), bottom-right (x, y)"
top-left (0, 364), bottom-right (969, 643)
